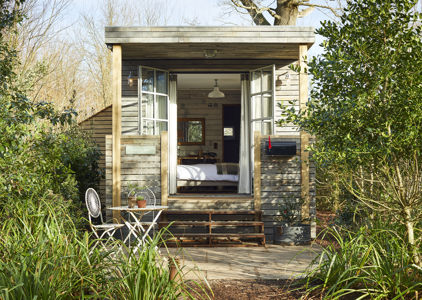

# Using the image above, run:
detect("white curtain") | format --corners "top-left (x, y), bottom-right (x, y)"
top-left (168, 75), bottom-right (177, 194)
top-left (238, 74), bottom-right (251, 194)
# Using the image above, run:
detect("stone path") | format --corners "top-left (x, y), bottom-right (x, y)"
top-left (167, 244), bottom-right (321, 280)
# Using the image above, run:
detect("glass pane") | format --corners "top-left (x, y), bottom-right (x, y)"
top-left (142, 120), bottom-right (154, 135)
top-left (252, 95), bottom-right (262, 119)
top-left (253, 121), bottom-right (260, 132)
top-left (251, 71), bottom-right (261, 94)
top-left (262, 95), bottom-right (273, 118)
top-left (141, 68), bottom-right (154, 92)
top-left (156, 95), bottom-right (168, 120)
top-left (262, 70), bottom-right (272, 92)
top-left (141, 93), bottom-right (154, 118)
top-left (156, 71), bottom-right (167, 94)
top-left (156, 121), bottom-right (168, 134)
top-left (262, 121), bottom-right (271, 135)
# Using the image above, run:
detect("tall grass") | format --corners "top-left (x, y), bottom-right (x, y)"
top-left (305, 225), bottom-right (422, 299)
top-left (0, 197), bottom-right (210, 299)
top-left (0, 197), bottom-right (112, 299)
top-left (113, 229), bottom-right (210, 300)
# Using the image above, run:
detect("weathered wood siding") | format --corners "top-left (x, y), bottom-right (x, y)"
top-left (79, 106), bottom-right (113, 202)
top-left (259, 136), bottom-right (316, 242)
top-left (177, 89), bottom-right (241, 161)
top-left (274, 65), bottom-right (300, 136)
top-left (105, 135), bottom-right (161, 219)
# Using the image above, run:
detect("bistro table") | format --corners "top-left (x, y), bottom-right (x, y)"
top-left (107, 205), bottom-right (168, 251)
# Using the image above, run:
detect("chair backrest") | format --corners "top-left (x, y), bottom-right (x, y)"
top-left (85, 188), bottom-right (102, 221)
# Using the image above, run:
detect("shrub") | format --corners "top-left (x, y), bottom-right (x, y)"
top-left (305, 225), bottom-right (422, 299)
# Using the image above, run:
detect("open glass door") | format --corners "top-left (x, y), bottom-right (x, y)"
top-left (138, 66), bottom-right (169, 135)
top-left (250, 65), bottom-right (275, 135)
top-left (138, 66), bottom-right (177, 195)
top-left (249, 65), bottom-right (275, 194)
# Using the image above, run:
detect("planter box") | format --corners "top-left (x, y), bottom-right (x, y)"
top-left (273, 224), bottom-right (311, 245)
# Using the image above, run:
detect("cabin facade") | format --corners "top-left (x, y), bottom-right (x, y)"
top-left (85, 26), bottom-right (316, 243)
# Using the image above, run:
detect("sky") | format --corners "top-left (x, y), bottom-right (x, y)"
top-left (65, 0), bottom-right (338, 58)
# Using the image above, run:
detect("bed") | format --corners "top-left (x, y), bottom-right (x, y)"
top-left (176, 163), bottom-right (238, 188)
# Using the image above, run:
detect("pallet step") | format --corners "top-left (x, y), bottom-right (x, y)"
top-left (163, 210), bottom-right (261, 215)
top-left (160, 221), bottom-right (264, 227)
top-left (168, 233), bottom-right (265, 238)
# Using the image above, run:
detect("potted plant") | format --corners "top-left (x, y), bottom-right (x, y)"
top-left (126, 183), bottom-right (146, 208)
top-left (136, 195), bottom-right (147, 208)
top-left (274, 198), bottom-right (311, 245)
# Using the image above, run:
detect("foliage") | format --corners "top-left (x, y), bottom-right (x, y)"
top-left (113, 230), bottom-right (210, 300)
top-left (276, 198), bottom-right (309, 226)
top-left (305, 225), bottom-right (422, 299)
top-left (282, 0), bottom-right (422, 266)
top-left (0, 197), bottom-right (112, 299)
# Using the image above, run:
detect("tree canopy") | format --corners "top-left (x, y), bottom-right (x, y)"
top-left (283, 0), bottom-right (422, 266)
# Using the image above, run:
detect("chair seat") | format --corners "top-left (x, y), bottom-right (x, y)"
top-left (93, 223), bottom-right (125, 229)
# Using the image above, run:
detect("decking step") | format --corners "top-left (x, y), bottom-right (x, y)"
top-left (163, 210), bottom-right (260, 215)
top-left (160, 221), bottom-right (264, 226)
top-left (169, 233), bottom-right (265, 238)
top-left (159, 209), bottom-right (265, 246)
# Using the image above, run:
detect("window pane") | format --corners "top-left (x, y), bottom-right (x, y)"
top-left (141, 93), bottom-right (154, 118)
top-left (262, 94), bottom-right (273, 118)
top-left (253, 121), bottom-right (260, 132)
top-left (142, 120), bottom-right (154, 135)
top-left (262, 70), bottom-right (272, 92)
top-left (141, 68), bottom-right (154, 92)
top-left (252, 95), bottom-right (262, 119)
top-left (156, 121), bottom-right (168, 134)
top-left (261, 121), bottom-right (271, 135)
top-left (156, 95), bottom-right (168, 120)
top-left (251, 71), bottom-right (261, 94)
top-left (156, 71), bottom-right (167, 94)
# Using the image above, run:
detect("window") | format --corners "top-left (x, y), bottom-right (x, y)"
top-left (139, 66), bottom-right (169, 135)
top-left (250, 65), bottom-right (275, 135)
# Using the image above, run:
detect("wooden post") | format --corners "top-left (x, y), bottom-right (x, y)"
top-left (161, 131), bottom-right (168, 207)
top-left (253, 131), bottom-right (262, 212)
top-left (112, 44), bottom-right (122, 222)
top-left (299, 44), bottom-right (310, 221)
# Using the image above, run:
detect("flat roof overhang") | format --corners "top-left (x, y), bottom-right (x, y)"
top-left (105, 26), bottom-right (315, 60)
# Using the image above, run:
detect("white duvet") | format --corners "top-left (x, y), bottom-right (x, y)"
top-left (176, 164), bottom-right (239, 182)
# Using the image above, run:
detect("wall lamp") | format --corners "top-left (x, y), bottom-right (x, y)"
top-left (127, 71), bottom-right (137, 87)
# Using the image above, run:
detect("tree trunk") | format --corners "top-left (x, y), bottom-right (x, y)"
top-left (405, 207), bottom-right (421, 267)
top-left (275, 0), bottom-right (299, 25)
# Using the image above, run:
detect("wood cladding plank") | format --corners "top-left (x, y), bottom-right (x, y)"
top-left (112, 44), bottom-right (122, 222)
top-left (254, 131), bottom-right (261, 212)
top-left (299, 44), bottom-right (310, 222)
top-left (161, 132), bottom-right (168, 206)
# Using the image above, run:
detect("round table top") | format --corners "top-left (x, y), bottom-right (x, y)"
top-left (107, 205), bottom-right (168, 211)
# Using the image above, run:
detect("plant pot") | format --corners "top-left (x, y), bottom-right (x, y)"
top-left (137, 199), bottom-right (147, 208)
top-left (128, 196), bottom-right (136, 208)
top-left (274, 224), bottom-right (311, 245)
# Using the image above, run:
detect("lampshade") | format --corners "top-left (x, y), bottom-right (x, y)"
top-left (208, 79), bottom-right (225, 98)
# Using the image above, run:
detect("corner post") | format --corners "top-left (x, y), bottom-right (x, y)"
top-left (253, 131), bottom-right (262, 212)
top-left (299, 44), bottom-right (310, 222)
top-left (112, 44), bottom-right (122, 222)
top-left (161, 131), bottom-right (168, 207)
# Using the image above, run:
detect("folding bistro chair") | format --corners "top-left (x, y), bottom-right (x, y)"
top-left (85, 188), bottom-right (124, 252)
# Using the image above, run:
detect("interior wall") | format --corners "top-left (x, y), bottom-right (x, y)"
top-left (177, 89), bottom-right (241, 162)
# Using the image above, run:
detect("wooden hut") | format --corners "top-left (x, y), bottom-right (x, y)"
top-left (82, 26), bottom-right (316, 244)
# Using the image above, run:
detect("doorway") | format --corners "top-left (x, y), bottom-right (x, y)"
top-left (223, 104), bottom-right (241, 163)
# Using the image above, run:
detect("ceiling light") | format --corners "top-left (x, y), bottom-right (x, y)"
top-left (208, 79), bottom-right (225, 98)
